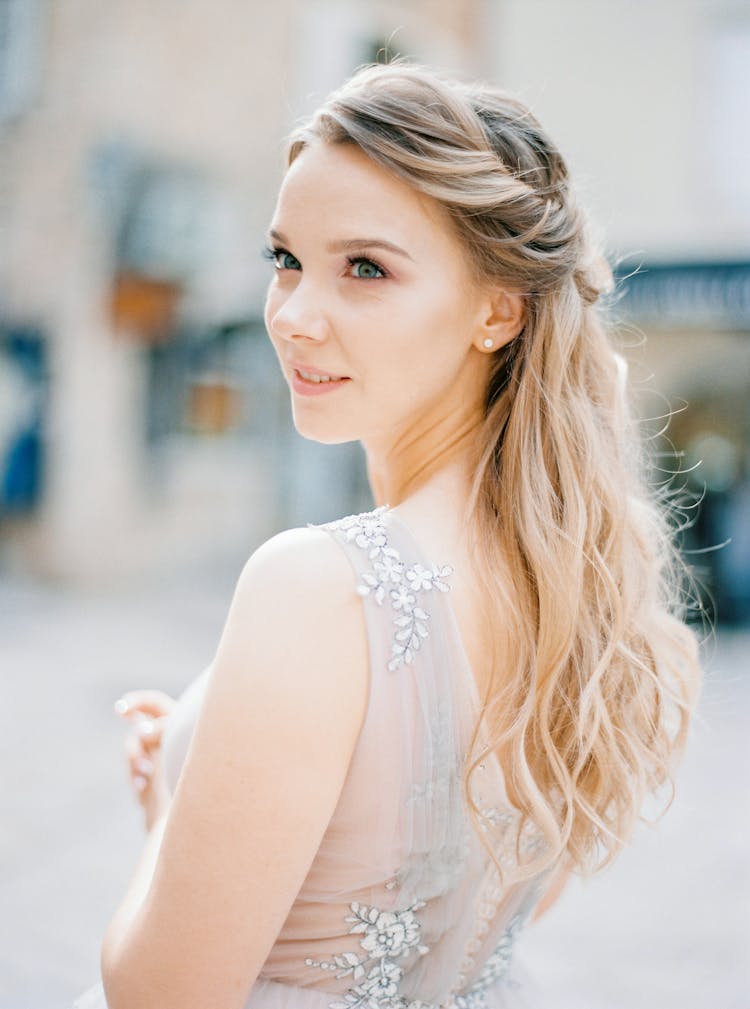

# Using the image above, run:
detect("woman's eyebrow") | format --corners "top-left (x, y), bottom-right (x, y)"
top-left (268, 228), bottom-right (413, 261)
top-left (267, 228), bottom-right (290, 245)
top-left (326, 237), bottom-right (414, 261)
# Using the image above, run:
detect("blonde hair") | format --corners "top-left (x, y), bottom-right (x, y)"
top-left (285, 61), bottom-right (704, 884)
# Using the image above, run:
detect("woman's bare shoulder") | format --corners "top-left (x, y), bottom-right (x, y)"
top-left (224, 523), bottom-right (369, 702)
top-left (116, 530), bottom-right (371, 999)
top-left (198, 523), bottom-right (370, 778)
top-left (237, 523), bottom-right (357, 601)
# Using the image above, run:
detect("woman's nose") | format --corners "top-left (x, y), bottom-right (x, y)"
top-left (268, 281), bottom-right (331, 344)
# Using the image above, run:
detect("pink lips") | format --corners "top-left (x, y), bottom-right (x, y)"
top-left (290, 363), bottom-right (351, 397)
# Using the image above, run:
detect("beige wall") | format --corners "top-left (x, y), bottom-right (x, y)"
top-left (4, 2), bottom-right (300, 580)
top-left (5, 0), bottom-right (746, 580)
top-left (478, 0), bottom-right (750, 474)
top-left (481, 0), bottom-right (750, 261)
top-left (2, 0), bottom-right (481, 581)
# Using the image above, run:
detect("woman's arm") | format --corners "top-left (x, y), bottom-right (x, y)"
top-left (101, 809), bottom-right (169, 967)
top-left (100, 527), bottom-right (370, 1009)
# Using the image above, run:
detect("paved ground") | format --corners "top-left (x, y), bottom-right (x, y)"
top-left (1, 566), bottom-right (748, 1009)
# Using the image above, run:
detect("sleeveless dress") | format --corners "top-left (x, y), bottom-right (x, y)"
top-left (72, 505), bottom-right (557, 1009)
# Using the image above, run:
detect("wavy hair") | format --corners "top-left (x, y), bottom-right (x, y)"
top-left (284, 61), bottom-right (704, 884)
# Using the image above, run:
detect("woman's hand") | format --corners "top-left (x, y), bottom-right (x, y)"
top-left (114, 690), bottom-right (177, 833)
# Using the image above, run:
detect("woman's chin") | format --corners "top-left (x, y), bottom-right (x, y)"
top-left (292, 416), bottom-right (359, 445)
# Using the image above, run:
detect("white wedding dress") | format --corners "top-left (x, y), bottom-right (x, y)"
top-left (73, 506), bottom-right (557, 1008)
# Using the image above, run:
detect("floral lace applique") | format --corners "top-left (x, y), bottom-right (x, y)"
top-left (445, 914), bottom-right (524, 1009)
top-left (408, 699), bottom-right (457, 807)
top-left (302, 896), bottom-right (524, 1009)
top-left (477, 806), bottom-right (548, 868)
top-left (389, 826), bottom-right (474, 899)
top-left (304, 898), bottom-right (430, 1009)
top-left (310, 509), bottom-right (531, 1008)
top-left (321, 507), bottom-right (454, 672)
top-left (470, 912), bottom-right (523, 989)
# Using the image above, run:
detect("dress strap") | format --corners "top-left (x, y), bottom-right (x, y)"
top-left (311, 505), bottom-right (454, 673)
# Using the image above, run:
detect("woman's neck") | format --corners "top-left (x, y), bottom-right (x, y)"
top-left (364, 399), bottom-right (483, 509)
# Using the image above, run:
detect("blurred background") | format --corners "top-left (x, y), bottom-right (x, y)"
top-left (0, 1), bottom-right (747, 1007)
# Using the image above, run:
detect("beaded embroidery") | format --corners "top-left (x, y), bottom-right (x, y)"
top-left (308, 508), bottom-right (537, 1008)
top-left (389, 827), bottom-right (474, 898)
top-left (445, 914), bottom-right (524, 1009)
top-left (408, 699), bottom-right (457, 807)
top-left (320, 507), bottom-right (453, 672)
top-left (304, 897), bottom-right (523, 1009)
top-left (304, 898), bottom-right (430, 1009)
top-left (477, 805), bottom-right (547, 868)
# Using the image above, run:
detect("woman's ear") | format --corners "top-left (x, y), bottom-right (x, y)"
top-left (474, 288), bottom-right (526, 353)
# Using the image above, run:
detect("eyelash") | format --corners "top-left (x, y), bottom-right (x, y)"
top-left (261, 245), bottom-right (388, 280)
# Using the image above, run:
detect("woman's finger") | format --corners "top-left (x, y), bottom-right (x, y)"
top-left (133, 755), bottom-right (154, 776)
top-left (135, 714), bottom-right (169, 750)
top-left (124, 735), bottom-right (153, 774)
top-left (119, 710), bottom-right (168, 752)
top-left (124, 733), bottom-right (143, 760)
top-left (114, 690), bottom-right (176, 720)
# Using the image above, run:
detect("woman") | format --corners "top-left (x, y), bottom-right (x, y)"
top-left (74, 61), bottom-right (702, 1009)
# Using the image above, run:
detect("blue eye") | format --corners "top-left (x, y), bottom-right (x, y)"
top-left (347, 256), bottom-right (387, 280)
top-left (279, 250), bottom-right (301, 270)
top-left (261, 245), bottom-right (301, 271)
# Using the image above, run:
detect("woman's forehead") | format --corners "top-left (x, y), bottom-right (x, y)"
top-left (275, 140), bottom-right (451, 247)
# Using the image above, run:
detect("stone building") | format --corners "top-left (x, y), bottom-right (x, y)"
top-left (1, 0), bottom-right (747, 610)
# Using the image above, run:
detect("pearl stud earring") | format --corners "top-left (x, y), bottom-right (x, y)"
top-left (483, 338), bottom-right (494, 349)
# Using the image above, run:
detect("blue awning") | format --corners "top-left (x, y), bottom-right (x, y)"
top-left (612, 260), bottom-right (750, 330)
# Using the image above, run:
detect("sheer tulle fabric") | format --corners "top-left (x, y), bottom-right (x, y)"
top-left (73, 507), bottom-right (555, 1008)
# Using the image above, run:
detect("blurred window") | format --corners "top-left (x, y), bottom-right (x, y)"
top-left (705, 18), bottom-right (750, 220)
top-left (0, 0), bottom-right (44, 124)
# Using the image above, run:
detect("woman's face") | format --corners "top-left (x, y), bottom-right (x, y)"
top-left (263, 139), bottom-right (490, 448)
